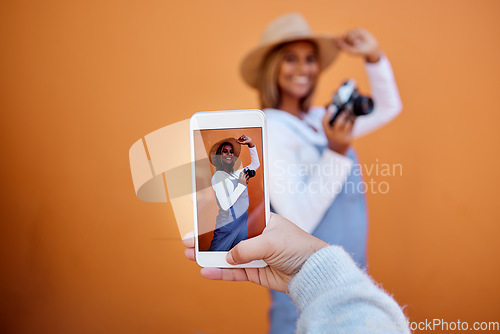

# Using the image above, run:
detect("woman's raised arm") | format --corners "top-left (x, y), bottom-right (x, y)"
top-left (334, 28), bottom-right (402, 138)
top-left (237, 135), bottom-right (260, 171)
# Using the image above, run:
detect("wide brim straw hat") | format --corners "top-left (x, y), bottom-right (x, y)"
top-left (208, 137), bottom-right (241, 165)
top-left (240, 12), bottom-right (340, 89)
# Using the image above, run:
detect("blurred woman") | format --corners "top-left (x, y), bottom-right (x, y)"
top-left (239, 13), bottom-right (402, 333)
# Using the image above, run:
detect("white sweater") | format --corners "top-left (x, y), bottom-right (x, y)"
top-left (265, 55), bottom-right (402, 233)
top-left (211, 146), bottom-right (260, 211)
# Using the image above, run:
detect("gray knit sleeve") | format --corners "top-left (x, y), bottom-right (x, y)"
top-left (289, 246), bottom-right (410, 334)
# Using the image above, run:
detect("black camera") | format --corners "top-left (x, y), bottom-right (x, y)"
top-left (328, 79), bottom-right (374, 126)
top-left (243, 168), bottom-right (256, 179)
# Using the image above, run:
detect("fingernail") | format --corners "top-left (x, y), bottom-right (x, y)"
top-left (226, 252), bottom-right (235, 264)
top-left (182, 231), bottom-right (194, 241)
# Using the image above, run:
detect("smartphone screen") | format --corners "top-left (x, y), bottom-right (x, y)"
top-left (193, 127), bottom-right (266, 252)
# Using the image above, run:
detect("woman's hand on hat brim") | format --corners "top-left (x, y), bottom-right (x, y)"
top-left (335, 28), bottom-right (381, 63)
top-left (237, 135), bottom-right (255, 148)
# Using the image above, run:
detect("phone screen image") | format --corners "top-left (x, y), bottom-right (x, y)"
top-left (193, 127), bottom-right (266, 252)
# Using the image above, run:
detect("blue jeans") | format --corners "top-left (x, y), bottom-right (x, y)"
top-left (209, 209), bottom-right (248, 251)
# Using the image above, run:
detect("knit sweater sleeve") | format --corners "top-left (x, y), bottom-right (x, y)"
top-left (289, 246), bottom-right (410, 334)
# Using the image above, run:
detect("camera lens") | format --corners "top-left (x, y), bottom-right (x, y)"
top-left (353, 96), bottom-right (374, 116)
top-left (244, 168), bottom-right (256, 178)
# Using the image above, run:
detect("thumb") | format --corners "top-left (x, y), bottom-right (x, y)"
top-left (227, 234), bottom-right (270, 265)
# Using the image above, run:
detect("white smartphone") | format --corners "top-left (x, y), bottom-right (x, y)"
top-left (190, 110), bottom-right (269, 268)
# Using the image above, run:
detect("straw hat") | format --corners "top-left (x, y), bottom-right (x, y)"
top-left (208, 137), bottom-right (241, 165)
top-left (240, 12), bottom-right (340, 89)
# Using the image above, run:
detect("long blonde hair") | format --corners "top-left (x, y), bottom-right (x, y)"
top-left (258, 40), bottom-right (319, 112)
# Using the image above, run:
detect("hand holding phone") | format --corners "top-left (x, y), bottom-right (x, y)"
top-left (182, 213), bottom-right (329, 292)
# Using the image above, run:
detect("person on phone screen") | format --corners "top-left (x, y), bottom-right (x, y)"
top-left (208, 135), bottom-right (260, 251)
top-left (239, 13), bottom-right (402, 333)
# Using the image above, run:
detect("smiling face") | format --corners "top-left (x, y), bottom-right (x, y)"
top-left (220, 143), bottom-right (235, 165)
top-left (277, 41), bottom-right (319, 102)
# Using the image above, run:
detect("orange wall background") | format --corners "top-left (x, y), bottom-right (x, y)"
top-left (1, 0), bottom-right (499, 333)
